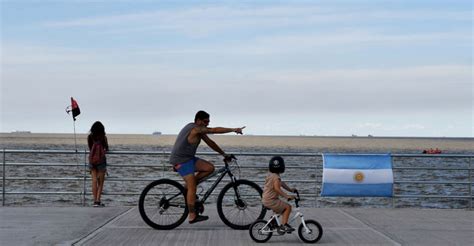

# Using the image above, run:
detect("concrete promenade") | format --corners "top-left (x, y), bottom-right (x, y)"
top-left (1, 206), bottom-right (473, 246)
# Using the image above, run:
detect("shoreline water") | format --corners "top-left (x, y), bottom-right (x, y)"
top-left (1, 133), bottom-right (472, 208)
top-left (1, 133), bottom-right (472, 153)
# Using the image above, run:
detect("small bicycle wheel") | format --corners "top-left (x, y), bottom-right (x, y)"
top-left (298, 219), bottom-right (323, 243)
top-left (138, 179), bottom-right (188, 230)
top-left (249, 219), bottom-right (273, 243)
top-left (217, 179), bottom-right (266, 230)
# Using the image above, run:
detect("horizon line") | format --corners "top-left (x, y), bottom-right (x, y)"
top-left (1, 132), bottom-right (473, 140)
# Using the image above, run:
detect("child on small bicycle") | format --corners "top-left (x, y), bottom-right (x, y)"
top-left (262, 156), bottom-right (297, 233)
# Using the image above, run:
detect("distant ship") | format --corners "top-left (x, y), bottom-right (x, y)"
top-left (12, 130), bottom-right (31, 134)
top-left (422, 148), bottom-right (442, 154)
top-left (152, 131), bottom-right (162, 136)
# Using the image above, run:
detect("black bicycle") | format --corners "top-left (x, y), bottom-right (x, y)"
top-left (138, 155), bottom-right (266, 230)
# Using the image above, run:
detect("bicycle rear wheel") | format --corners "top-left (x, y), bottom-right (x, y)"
top-left (249, 219), bottom-right (273, 243)
top-left (217, 179), bottom-right (266, 230)
top-left (138, 179), bottom-right (188, 230)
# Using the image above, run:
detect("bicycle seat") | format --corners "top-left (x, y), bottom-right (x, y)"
top-left (264, 206), bottom-right (278, 213)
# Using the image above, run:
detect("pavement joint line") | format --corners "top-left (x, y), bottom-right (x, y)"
top-left (106, 225), bottom-right (150, 229)
top-left (71, 207), bottom-right (135, 246)
top-left (337, 209), bottom-right (402, 246)
top-left (107, 225), bottom-right (232, 230)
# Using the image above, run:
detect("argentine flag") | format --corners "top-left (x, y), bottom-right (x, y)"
top-left (321, 154), bottom-right (393, 197)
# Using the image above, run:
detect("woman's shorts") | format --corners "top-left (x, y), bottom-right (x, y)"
top-left (89, 162), bottom-right (107, 171)
top-left (173, 157), bottom-right (199, 177)
top-left (263, 199), bottom-right (288, 214)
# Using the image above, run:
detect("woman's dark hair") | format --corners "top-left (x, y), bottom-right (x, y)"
top-left (90, 121), bottom-right (106, 137)
top-left (195, 110), bottom-right (210, 122)
top-left (88, 121), bottom-right (108, 151)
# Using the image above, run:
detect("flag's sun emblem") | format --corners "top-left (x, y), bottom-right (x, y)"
top-left (353, 171), bottom-right (364, 183)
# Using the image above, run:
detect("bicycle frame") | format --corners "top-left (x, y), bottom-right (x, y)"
top-left (181, 159), bottom-right (239, 204)
top-left (203, 159), bottom-right (241, 201)
top-left (259, 191), bottom-right (312, 234)
top-left (259, 207), bottom-right (309, 234)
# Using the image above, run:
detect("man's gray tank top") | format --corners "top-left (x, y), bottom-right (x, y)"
top-left (169, 123), bottom-right (201, 164)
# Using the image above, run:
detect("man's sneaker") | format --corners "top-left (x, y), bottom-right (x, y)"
top-left (93, 201), bottom-right (100, 207)
top-left (189, 215), bottom-right (209, 224)
top-left (281, 224), bottom-right (295, 233)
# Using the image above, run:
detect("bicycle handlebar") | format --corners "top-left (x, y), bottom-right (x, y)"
top-left (288, 189), bottom-right (301, 207)
top-left (223, 154), bottom-right (237, 163)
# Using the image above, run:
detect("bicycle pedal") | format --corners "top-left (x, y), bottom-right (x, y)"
top-left (276, 229), bottom-right (286, 235)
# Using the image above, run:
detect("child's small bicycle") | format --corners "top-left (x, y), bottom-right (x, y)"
top-left (249, 190), bottom-right (323, 243)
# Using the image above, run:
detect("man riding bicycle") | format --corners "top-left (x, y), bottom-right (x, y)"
top-left (169, 110), bottom-right (245, 224)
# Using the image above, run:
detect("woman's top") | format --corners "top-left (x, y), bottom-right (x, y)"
top-left (87, 134), bottom-right (109, 151)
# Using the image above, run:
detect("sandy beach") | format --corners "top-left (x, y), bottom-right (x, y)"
top-left (1, 133), bottom-right (472, 153)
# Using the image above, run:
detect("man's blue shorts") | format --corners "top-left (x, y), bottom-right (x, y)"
top-left (174, 157), bottom-right (199, 177)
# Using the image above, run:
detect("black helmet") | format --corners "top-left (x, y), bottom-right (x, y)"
top-left (269, 156), bottom-right (285, 173)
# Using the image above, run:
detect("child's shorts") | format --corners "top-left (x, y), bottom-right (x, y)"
top-left (263, 199), bottom-right (288, 214)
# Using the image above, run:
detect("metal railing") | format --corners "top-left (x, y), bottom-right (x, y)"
top-left (1, 149), bottom-right (473, 209)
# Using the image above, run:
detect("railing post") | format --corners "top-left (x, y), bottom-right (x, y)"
top-left (315, 154), bottom-right (319, 208)
top-left (391, 156), bottom-right (395, 208)
top-left (83, 150), bottom-right (87, 207)
top-left (2, 149), bottom-right (6, 206)
top-left (469, 157), bottom-right (472, 210)
top-left (162, 150), bottom-right (165, 178)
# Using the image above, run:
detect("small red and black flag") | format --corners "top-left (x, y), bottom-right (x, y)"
top-left (66, 97), bottom-right (81, 121)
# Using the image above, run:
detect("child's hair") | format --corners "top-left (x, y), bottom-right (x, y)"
top-left (269, 156), bottom-right (285, 173)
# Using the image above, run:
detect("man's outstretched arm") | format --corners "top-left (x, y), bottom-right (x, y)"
top-left (201, 134), bottom-right (226, 156)
top-left (199, 126), bottom-right (245, 155)
top-left (200, 126), bottom-right (245, 135)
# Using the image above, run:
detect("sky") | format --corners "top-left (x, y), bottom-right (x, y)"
top-left (1, 0), bottom-right (472, 137)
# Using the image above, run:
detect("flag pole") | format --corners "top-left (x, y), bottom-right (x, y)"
top-left (73, 118), bottom-right (78, 153)
top-left (72, 118), bottom-right (82, 184)
top-left (67, 97), bottom-right (81, 168)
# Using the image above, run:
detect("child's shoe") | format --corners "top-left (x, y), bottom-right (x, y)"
top-left (281, 224), bottom-right (295, 233)
top-left (269, 219), bottom-right (278, 229)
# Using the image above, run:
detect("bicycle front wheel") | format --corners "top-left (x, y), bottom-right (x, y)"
top-left (138, 179), bottom-right (188, 230)
top-left (298, 219), bottom-right (323, 243)
top-left (217, 179), bottom-right (266, 230)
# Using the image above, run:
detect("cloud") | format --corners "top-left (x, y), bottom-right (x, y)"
top-left (358, 122), bottom-right (383, 129)
top-left (2, 44), bottom-right (96, 65)
top-left (3, 43), bottom-right (471, 115)
top-left (358, 122), bottom-right (426, 131)
top-left (3, 2), bottom-right (471, 136)
top-left (41, 5), bottom-right (472, 38)
top-left (230, 30), bottom-right (471, 55)
top-left (128, 28), bottom-right (470, 58)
